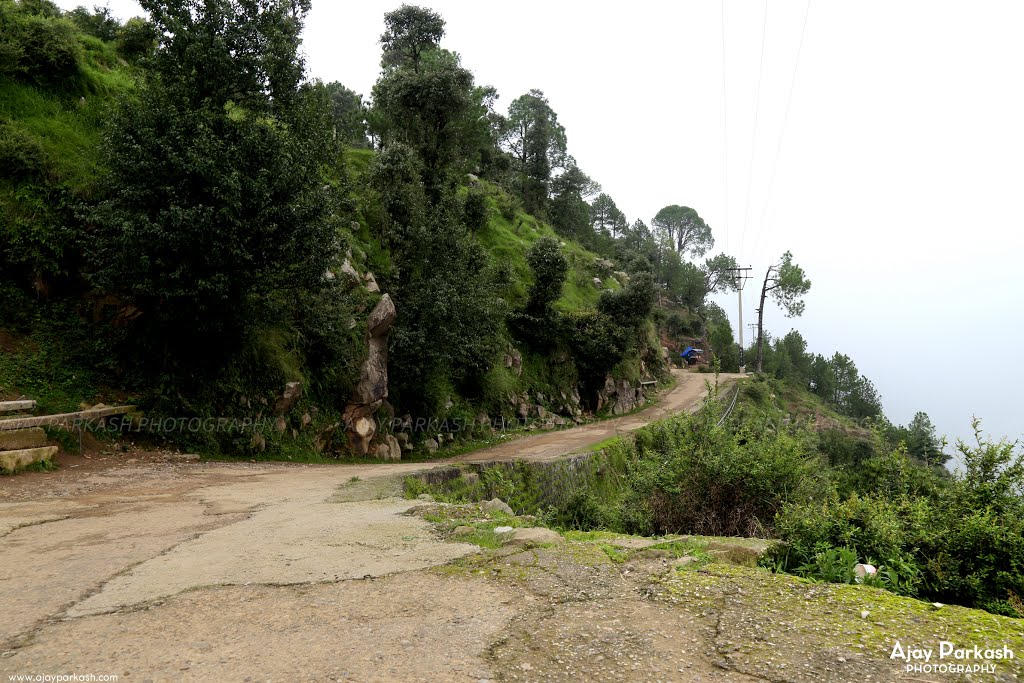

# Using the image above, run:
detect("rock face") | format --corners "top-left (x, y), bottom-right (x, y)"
top-left (597, 376), bottom-right (645, 415)
top-left (343, 294), bottom-right (397, 456)
top-left (272, 382), bottom-right (302, 415)
top-left (504, 347), bottom-right (522, 377)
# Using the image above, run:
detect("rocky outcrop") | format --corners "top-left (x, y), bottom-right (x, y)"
top-left (343, 294), bottom-right (397, 456)
top-left (503, 347), bottom-right (522, 377)
top-left (272, 381), bottom-right (302, 415)
top-left (597, 376), bottom-right (645, 415)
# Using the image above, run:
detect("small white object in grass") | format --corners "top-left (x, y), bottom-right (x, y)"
top-left (860, 610), bottom-right (870, 619)
top-left (853, 563), bottom-right (877, 581)
top-left (494, 526), bottom-right (514, 534)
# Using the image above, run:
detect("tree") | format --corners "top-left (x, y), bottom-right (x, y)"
top-left (755, 251), bottom-right (811, 372)
top-left (703, 253), bottom-right (739, 296)
top-left (116, 17), bottom-right (157, 62)
top-left (590, 193), bottom-right (627, 238)
top-left (503, 89), bottom-right (567, 215)
top-left (707, 312), bottom-right (739, 372)
top-left (524, 236), bottom-right (568, 317)
top-left (380, 4), bottom-right (444, 73)
top-left (139, 0), bottom-right (310, 113)
top-left (905, 412), bottom-right (949, 467)
top-left (371, 49), bottom-right (476, 198)
top-left (68, 4), bottom-right (120, 41)
top-left (318, 81), bottom-right (368, 147)
top-left (548, 164), bottom-right (599, 241)
top-left (652, 205), bottom-right (714, 257)
top-left (89, 0), bottom-right (341, 376)
top-left (620, 218), bottom-right (654, 255)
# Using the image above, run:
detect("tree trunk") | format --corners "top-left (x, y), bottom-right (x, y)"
top-left (756, 265), bottom-right (773, 373)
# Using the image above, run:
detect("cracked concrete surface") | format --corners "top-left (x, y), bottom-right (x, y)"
top-left (0, 371), bottom-right (767, 681)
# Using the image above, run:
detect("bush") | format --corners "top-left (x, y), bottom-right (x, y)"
top-left (496, 192), bottom-right (517, 222)
top-left (116, 17), bottom-right (157, 62)
top-left (0, 6), bottom-right (84, 90)
top-left (462, 187), bottom-right (489, 233)
top-left (768, 423), bottom-right (1024, 616)
top-left (0, 123), bottom-right (48, 180)
top-left (628, 413), bottom-right (830, 537)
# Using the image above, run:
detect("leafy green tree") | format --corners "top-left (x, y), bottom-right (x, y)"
top-left (462, 188), bottom-right (490, 233)
top-left (903, 412), bottom-right (948, 467)
top-left (116, 16), bottom-right (157, 62)
top-left (652, 205), bottom-right (714, 257)
top-left (548, 163), bottom-right (599, 241)
top-left (807, 352), bottom-right (878, 418)
top-left (590, 193), bottom-right (627, 238)
top-left (620, 218), bottom-right (655, 256)
top-left (755, 251), bottom-right (811, 372)
top-left (317, 81), bottom-right (368, 147)
top-left (598, 271), bottom-right (656, 333)
top-left (525, 236), bottom-right (567, 316)
top-left (139, 0), bottom-right (310, 113)
top-left (67, 4), bottom-right (119, 41)
top-left (371, 49), bottom-right (476, 198)
top-left (707, 313), bottom-right (740, 372)
top-left (379, 3), bottom-right (444, 73)
top-left (503, 89), bottom-right (567, 215)
top-left (89, 0), bottom-right (341, 376)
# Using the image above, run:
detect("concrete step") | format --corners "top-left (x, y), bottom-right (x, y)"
top-left (0, 427), bottom-right (47, 451)
top-left (0, 446), bottom-right (58, 474)
top-left (0, 400), bottom-right (36, 414)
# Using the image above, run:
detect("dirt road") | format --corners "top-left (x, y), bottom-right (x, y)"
top-left (0, 370), bottom-right (743, 681)
top-left (456, 370), bottom-right (745, 463)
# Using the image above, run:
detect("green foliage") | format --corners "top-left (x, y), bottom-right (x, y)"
top-left (88, 0), bottom-right (344, 387)
top-left (502, 89), bottom-right (567, 215)
top-left (371, 51), bottom-right (476, 195)
top-left (0, 2), bottom-right (84, 91)
top-left (115, 17), bottom-right (156, 62)
top-left (768, 421), bottom-right (1024, 616)
top-left (548, 163), bottom-right (599, 241)
top-left (524, 236), bottom-right (567, 316)
top-left (652, 205), bottom-right (714, 258)
top-left (589, 192), bottom-right (627, 238)
top-left (140, 0), bottom-right (309, 114)
top-left (379, 4), bottom-right (445, 73)
top-left (462, 187), bottom-right (490, 233)
top-left (67, 5), bottom-right (119, 42)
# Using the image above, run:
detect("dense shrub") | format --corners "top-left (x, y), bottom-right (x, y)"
top-left (627, 412), bottom-right (830, 536)
top-left (462, 187), bottom-right (489, 233)
top-left (0, 3), bottom-right (84, 90)
top-left (768, 423), bottom-right (1024, 616)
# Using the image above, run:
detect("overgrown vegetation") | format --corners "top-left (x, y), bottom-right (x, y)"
top-left (408, 379), bottom-right (1024, 618)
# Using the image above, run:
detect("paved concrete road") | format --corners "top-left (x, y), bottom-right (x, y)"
top-left (0, 370), bottom-right (741, 681)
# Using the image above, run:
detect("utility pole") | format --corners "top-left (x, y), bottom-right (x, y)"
top-left (725, 266), bottom-right (752, 373)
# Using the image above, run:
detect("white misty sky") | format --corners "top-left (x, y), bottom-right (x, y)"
top-left (65, 0), bottom-right (1024, 448)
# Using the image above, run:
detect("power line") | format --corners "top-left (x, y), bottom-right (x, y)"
top-left (750, 0), bottom-right (813, 261)
top-left (720, 0), bottom-right (730, 256)
top-left (738, 0), bottom-right (769, 263)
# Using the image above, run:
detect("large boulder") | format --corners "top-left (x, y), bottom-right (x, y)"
top-left (384, 434), bottom-right (402, 462)
top-left (367, 293), bottom-right (396, 337)
top-left (501, 527), bottom-right (564, 547)
top-left (272, 381), bottom-right (302, 415)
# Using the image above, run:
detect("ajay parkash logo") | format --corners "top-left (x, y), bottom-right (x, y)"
top-left (890, 640), bottom-right (1015, 675)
